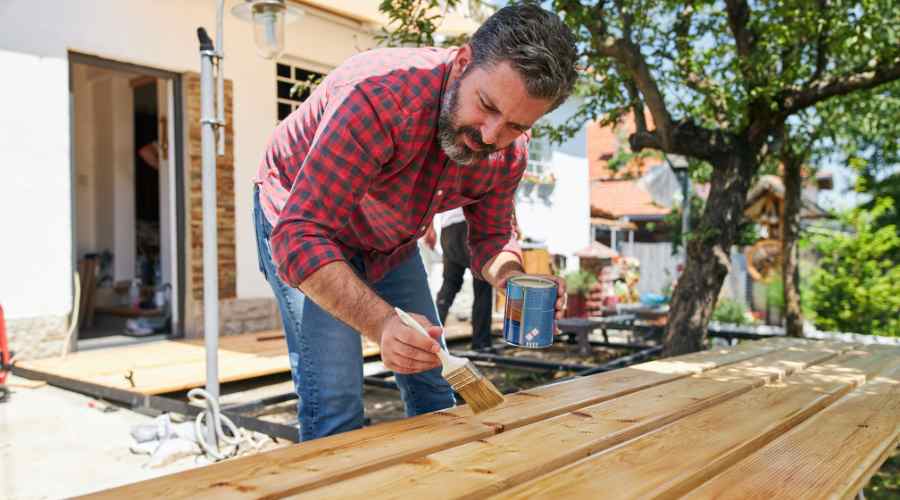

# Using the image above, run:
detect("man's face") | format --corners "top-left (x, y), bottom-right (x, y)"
top-left (438, 54), bottom-right (554, 165)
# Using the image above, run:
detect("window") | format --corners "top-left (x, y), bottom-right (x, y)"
top-left (527, 124), bottom-right (552, 174)
top-left (518, 124), bottom-right (557, 202)
top-left (276, 62), bottom-right (325, 121)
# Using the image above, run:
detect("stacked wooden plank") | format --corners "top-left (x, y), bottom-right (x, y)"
top-left (17, 326), bottom-right (475, 396)
top-left (84, 336), bottom-right (899, 499)
top-left (17, 331), bottom-right (289, 394)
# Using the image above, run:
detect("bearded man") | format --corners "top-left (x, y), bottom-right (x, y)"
top-left (253, 4), bottom-right (577, 441)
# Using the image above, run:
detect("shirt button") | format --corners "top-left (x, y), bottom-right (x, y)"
top-left (436, 190), bottom-right (443, 196)
top-left (420, 225), bottom-right (426, 232)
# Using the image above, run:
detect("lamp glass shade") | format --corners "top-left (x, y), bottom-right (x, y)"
top-left (252, 3), bottom-right (285, 59)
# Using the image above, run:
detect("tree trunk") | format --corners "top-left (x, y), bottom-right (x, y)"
top-left (782, 156), bottom-right (804, 337)
top-left (664, 148), bottom-right (758, 355)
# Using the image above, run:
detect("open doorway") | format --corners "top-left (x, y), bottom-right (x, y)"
top-left (70, 53), bottom-right (184, 347)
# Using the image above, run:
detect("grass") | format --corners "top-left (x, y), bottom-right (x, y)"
top-left (865, 447), bottom-right (900, 499)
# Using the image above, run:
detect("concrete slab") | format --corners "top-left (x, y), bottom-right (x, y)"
top-left (0, 374), bottom-right (201, 499)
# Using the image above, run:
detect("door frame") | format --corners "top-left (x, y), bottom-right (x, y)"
top-left (68, 51), bottom-right (187, 338)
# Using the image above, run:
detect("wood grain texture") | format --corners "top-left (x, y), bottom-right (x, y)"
top-left (17, 330), bottom-right (289, 394)
top-left (684, 348), bottom-right (900, 500)
top-left (285, 341), bottom-right (846, 499)
top-left (16, 326), bottom-right (475, 395)
top-left (83, 337), bottom-right (789, 499)
top-left (495, 346), bottom-right (900, 500)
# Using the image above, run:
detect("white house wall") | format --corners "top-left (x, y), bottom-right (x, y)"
top-left (0, 49), bottom-right (71, 320)
top-left (0, 0), bottom-right (378, 323)
top-left (514, 99), bottom-right (591, 271)
top-left (516, 150), bottom-right (590, 264)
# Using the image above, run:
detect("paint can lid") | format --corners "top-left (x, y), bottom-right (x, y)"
top-left (509, 275), bottom-right (555, 288)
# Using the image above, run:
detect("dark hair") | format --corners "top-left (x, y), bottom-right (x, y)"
top-left (468, 3), bottom-right (578, 110)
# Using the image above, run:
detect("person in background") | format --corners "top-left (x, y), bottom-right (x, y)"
top-left (426, 207), bottom-right (494, 351)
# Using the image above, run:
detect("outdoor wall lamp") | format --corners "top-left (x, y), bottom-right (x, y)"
top-left (193, 0), bottom-right (303, 452)
top-left (231, 0), bottom-right (304, 59)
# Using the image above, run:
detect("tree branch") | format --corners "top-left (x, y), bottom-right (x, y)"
top-left (630, 119), bottom-right (734, 162)
top-left (808, 0), bottom-right (831, 84)
top-left (671, 3), bottom-right (728, 123)
top-left (724, 0), bottom-right (755, 59)
top-left (625, 78), bottom-right (646, 132)
top-left (588, 1), bottom-right (675, 149)
top-left (781, 56), bottom-right (900, 115)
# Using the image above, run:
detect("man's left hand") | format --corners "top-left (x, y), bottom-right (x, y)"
top-left (497, 271), bottom-right (567, 320)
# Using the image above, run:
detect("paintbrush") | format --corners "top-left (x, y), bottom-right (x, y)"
top-left (394, 307), bottom-right (505, 414)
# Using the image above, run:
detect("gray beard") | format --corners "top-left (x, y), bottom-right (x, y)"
top-left (437, 77), bottom-right (494, 165)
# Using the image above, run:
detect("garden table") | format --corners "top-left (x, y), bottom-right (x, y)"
top-left (86, 336), bottom-right (899, 499)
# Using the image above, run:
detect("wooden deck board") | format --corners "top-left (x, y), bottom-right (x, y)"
top-left (15, 328), bottom-right (473, 395)
top-left (685, 351), bottom-right (900, 500)
top-left (285, 341), bottom-right (847, 499)
top-left (493, 346), bottom-right (900, 500)
top-left (85, 337), bottom-right (800, 499)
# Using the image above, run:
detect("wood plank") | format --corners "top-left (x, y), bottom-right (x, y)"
top-left (494, 346), bottom-right (900, 500)
top-left (84, 338), bottom-right (790, 499)
top-left (16, 333), bottom-right (291, 394)
top-left (21, 326), bottom-right (471, 396)
top-left (685, 351), bottom-right (900, 500)
top-left (284, 340), bottom-right (847, 499)
top-left (17, 342), bottom-right (212, 376)
top-left (86, 350), bottom-right (289, 393)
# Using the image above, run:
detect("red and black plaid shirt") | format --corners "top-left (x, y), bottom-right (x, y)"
top-left (255, 47), bottom-right (526, 286)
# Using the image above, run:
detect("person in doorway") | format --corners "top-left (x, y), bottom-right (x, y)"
top-left (253, 4), bottom-right (576, 441)
top-left (426, 207), bottom-right (494, 351)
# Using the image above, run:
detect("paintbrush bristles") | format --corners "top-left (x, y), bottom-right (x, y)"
top-left (445, 362), bottom-right (505, 414)
top-left (390, 308), bottom-right (504, 414)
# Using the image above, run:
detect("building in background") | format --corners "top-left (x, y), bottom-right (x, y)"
top-left (0, 0), bottom-right (479, 359)
top-left (513, 98), bottom-right (592, 274)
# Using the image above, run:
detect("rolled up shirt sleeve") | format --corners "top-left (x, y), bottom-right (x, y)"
top-left (269, 83), bottom-right (397, 287)
top-left (464, 146), bottom-right (527, 281)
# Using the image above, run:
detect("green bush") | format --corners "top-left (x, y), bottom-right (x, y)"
top-left (712, 298), bottom-right (753, 325)
top-left (806, 199), bottom-right (900, 337)
top-left (564, 270), bottom-right (597, 296)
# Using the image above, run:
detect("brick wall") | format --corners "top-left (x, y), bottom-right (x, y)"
top-left (184, 72), bottom-right (236, 302)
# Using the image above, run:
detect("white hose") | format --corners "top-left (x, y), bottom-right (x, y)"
top-left (187, 388), bottom-right (265, 461)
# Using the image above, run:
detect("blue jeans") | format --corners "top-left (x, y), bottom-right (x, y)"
top-left (253, 188), bottom-right (454, 441)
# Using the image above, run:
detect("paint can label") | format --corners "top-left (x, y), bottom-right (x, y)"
top-left (503, 275), bottom-right (556, 348)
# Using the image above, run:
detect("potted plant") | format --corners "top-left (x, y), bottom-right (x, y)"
top-left (563, 269), bottom-right (597, 318)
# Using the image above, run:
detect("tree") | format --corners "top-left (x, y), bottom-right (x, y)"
top-left (775, 80), bottom-right (900, 338)
top-left (380, 0), bottom-right (900, 354)
top-left (822, 81), bottom-right (900, 231)
top-left (806, 198), bottom-right (900, 337)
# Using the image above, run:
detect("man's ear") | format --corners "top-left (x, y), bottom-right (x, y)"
top-left (452, 44), bottom-right (472, 77)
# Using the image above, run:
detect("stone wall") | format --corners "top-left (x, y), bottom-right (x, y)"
top-left (5, 314), bottom-right (70, 361)
top-left (187, 297), bottom-right (282, 338)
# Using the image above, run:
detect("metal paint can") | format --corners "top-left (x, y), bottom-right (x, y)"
top-left (503, 275), bottom-right (557, 348)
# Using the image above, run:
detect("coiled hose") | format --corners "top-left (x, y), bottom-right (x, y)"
top-left (187, 387), bottom-right (266, 461)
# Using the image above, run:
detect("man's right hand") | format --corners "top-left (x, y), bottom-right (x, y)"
top-left (379, 312), bottom-right (443, 374)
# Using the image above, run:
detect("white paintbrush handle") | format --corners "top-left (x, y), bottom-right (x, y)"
top-left (394, 307), bottom-right (451, 366)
